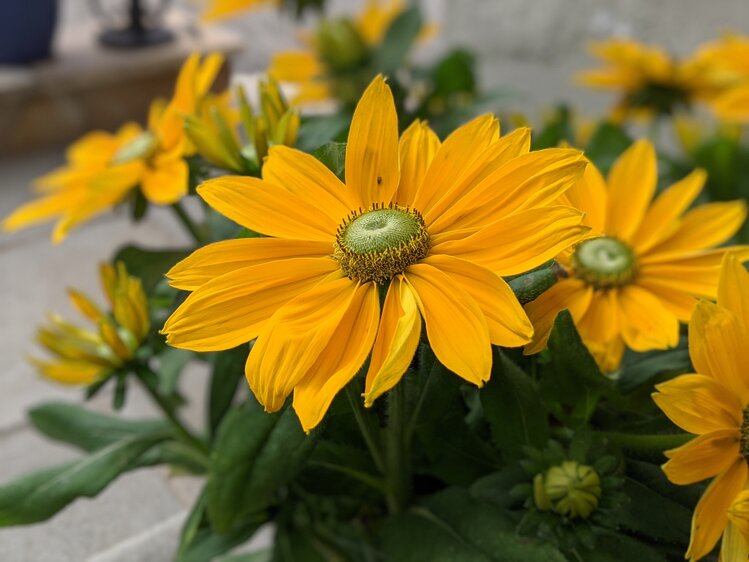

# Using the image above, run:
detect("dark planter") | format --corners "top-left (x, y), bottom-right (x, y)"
top-left (0, 0), bottom-right (58, 65)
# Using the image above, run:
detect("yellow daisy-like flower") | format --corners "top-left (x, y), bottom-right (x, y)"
top-left (162, 75), bottom-right (590, 431)
top-left (693, 35), bottom-right (749, 122)
top-left (31, 263), bottom-right (150, 385)
top-left (652, 255), bottom-right (749, 561)
top-left (2, 52), bottom-right (224, 243)
top-left (524, 139), bottom-right (748, 372)
top-left (268, 0), bottom-right (417, 105)
top-left (578, 39), bottom-right (718, 121)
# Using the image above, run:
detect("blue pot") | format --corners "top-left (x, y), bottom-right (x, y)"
top-left (0, 0), bottom-right (58, 65)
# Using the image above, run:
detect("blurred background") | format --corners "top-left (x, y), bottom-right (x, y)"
top-left (1, 0), bottom-right (748, 559)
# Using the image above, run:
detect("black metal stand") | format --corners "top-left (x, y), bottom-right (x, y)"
top-left (98, 0), bottom-right (174, 49)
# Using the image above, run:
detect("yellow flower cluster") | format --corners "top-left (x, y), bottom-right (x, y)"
top-left (31, 263), bottom-right (150, 385)
top-left (580, 37), bottom-right (749, 122)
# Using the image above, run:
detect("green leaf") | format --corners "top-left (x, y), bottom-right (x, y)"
top-left (295, 114), bottom-right (349, 153)
top-left (219, 551), bottom-right (273, 562)
top-left (372, 5), bottom-right (422, 75)
top-left (113, 245), bottom-right (191, 293)
top-left (209, 345), bottom-right (249, 436)
top-left (157, 347), bottom-right (194, 397)
top-left (540, 310), bottom-right (612, 427)
top-left (584, 122), bottom-right (632, 174)
top-left (481, 350), bottom-right (549, 460)
top-left (617, 348), bottom-right (691, 393)
top-left (0, 433), bottom-right (166, 526)
top-left (29, 402), bottom-right (169, 453)
top-left (582, 529), bottom-right (668, 562)
top-left (312, 142), bottom-right (346, 181)
top-left (379, 488), bottom-right (566, 562)
top-left (206, 405), bottom-right (317, 533)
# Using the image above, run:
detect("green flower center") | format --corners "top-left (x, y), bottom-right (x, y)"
top-left (571, 236), bottom-right (637, 289)
top-left (333, 204), bottom-right (430, 284)
top-left (112, 131), bottom-right (159, 165)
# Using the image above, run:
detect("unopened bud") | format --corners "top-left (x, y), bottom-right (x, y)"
top-left (534, 461), bottom-right (601, 519)
top-left (315, 18), bottom-right (368, 71)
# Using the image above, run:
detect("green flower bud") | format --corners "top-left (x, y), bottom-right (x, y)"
top-left (315, 18), bottom-right (368, 72)
top-left (534, 461), bottom-right (602, 519)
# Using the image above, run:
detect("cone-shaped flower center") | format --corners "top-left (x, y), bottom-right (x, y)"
top-left (571, 236), bottom-right (637, 289)
top-left (112, 131), bottom-right (159, 165)
top-left (334, 204), bottom-right (430, 284)
top-left (740, 407), bottom-right (749, 463)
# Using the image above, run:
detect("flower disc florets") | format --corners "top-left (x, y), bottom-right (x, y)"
top-left (333, 203), bottom-right (430, 284)
top-left (571, 236), bottom-right (637, 289)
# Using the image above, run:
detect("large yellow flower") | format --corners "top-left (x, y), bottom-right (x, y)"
top-left (652, 255), bottom-right (749, 561)
top-left (524, 139), bottom-right (748, 372)
top-left (578, 39), bottom-right (719, 120)
top-left (31, 263), bottom-right (150, 385)
top-left (162, 75), bottom-right (589, 431)
top-left (2, 52), bottom-right (224, 243)
top-left (268, 0), bottom-right (417, 104)
top-left (201, 0), bottom-right (276, 22)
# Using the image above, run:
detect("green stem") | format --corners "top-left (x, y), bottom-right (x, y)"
top-left (171, 201), bottom-right (207, 245)
top-left (344, 383), bottom-right (385, 473)
top-left (385, 382), bottom-right (410, 513)
top-left (135, 366), bottom-right (211, 457)
top-left (597, 431), bottom-right (692, 453)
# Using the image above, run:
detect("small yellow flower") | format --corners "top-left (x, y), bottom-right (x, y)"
top-left (693, 35), bottom-right (749, 122)
top-left (578, 39), bottom-right (719, 121)
top-left (524, 139), bottom-right (748, 372)
top-left (2, 52), bottom-right (224, 243)
top-left (201, 0), bottom-right (276, 22)
top-left (162, 75), bottom-right (589, 431)
top-left (652, 254), bottom-right (749, 561)
top-left (268, 0), bottom-right (428, 105)
top-left (31, 263), bottom-right (150, 385)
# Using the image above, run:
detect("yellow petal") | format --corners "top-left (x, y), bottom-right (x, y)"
top-left (412, 114), bottom-right (499, 214)
top-left (68, 289), bottom-right (103, 322)
top-left (728, 491), bottom-right (749, 547)
top-left (721, 521), bottom-right (749, 562)
top-left (395, 120), bottom-right (440, 205)
top-left (167, 238), bottom-right (330, 291)
top-left (718, 253), bottom-right (749, 331)
top-left (198, 176), bottom-right (339, 241)
top-left (662, 429), bottom-right (741, 485)
top-left (422, 127), bottom-right (533, 228)
top-left (30, 358), bottom-right (105, 385)
top-left (647, 200), bottom-right (748, 255)
top-left (423, 254), bottom-right (533, 347)
top-left (141, 155), bottom-right (188, 205)
top-left (523, 278), bottom-right (593, 355)
top-left (268, 51), bottom-right (323, 83)
top-left (576, 288), bottom-right (620, 349)
top-left (345, 75), bottom-right (400, 207)
top-left (617, 285), bottom-right (679, 351)
top-left (2, 191), bottom-right (79, 233)
top-left (363, 276), bottom-right (421, 407)
top-left (634, 279), bottom-right (697, 321)
top-left (712, 84), bottom-right (749, 122)
top-left (687, 460), bottom-right (747, 561)
top-left (405, 263), bottom-right (491, 386)
top-left (196, 53), bottom-right (225, 99)
top-left (433, 206), bottom-right (588, 277)
top-left (689, 300), bottom-right (749, 405)
top-left (653, 374), bottom-right (742, 435)
top-left (293, 282), bottom-right (380, 431)
top-left (163, 258), bottom-right (338, 351)
top-left (629, 169), bottom-right (706, 254)
top-left (245, 276), bottom-right (359, 412)
top-left (263, 145), bottom-right (358, 212)
top-left (605, 139), bottom-right (657, 242)
top-left (562, 159), bottom-right (608, 233)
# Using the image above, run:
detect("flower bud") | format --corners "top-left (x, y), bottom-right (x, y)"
top-left (534, 461), bottom-right (602, 519)
top-left (315, 18), bottom-right (368, 72)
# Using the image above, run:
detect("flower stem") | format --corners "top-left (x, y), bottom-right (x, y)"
top-left (134, 365), bottom-right (210, 457)
top-left (597, 431), bottom-right (691, 454)
top-left (171, 201), bottom-right (207, 245)
top-left (385, 381), bottom-right (411, 513)
top-left (344, 383), bottom-right (385, 473)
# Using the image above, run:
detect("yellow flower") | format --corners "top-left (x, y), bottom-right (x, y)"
top-left (693, 35), bottom-right (749, 122)
top-left (162, 75), bottom-right (589, 431)
top-left (268, 0), bottom-right (425, 105)
top-left (201, 0), bottom-right (276, 22)
top-left (31, 263), bottom-right (150, 385)
top-left (524, 139), bottom-right (748, 372)
top-left (652, 254), bottom-right (749, 561)
top-left (578, 39), bottom-right (718, 121)
top-left (2, 52), bottom-right (224, 243)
